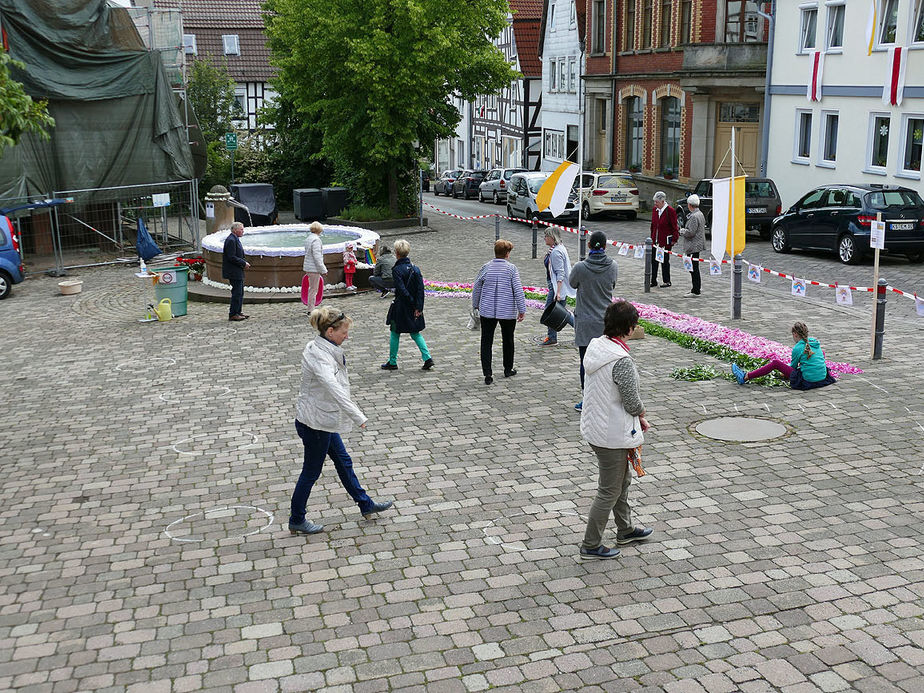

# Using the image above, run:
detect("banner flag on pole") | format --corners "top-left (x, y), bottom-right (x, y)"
top-left (865, 0), bottom-right (878, 57)
top-left (728, 175), bottom-right (745, 256)
top-left (882, 46), bottom-right (907, 106)
top-left (536, 161), bottom-right (579, 218)
top-left (711, 177), bottom-right (730, 260)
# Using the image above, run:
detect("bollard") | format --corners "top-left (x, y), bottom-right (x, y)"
top-left (531, 220), bottom-right (538, 259)
top-left (494, 214), bottom-right (500, 242)
top-left (732, 254), bottom-right (743, 320)
top-left (873, 278), bottom-right (887, 360)
top-left (579, 225), bottom-right (587, 261)
top-left (643, 238), bottom-right (652, 293)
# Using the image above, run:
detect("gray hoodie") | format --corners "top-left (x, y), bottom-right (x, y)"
top-left (568, 251), bottom-right (618, 347)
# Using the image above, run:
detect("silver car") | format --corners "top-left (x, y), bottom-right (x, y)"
top-left (478, 167), bottom-right (527, 204)
top-left (506, 172), bottom-right (579, 224)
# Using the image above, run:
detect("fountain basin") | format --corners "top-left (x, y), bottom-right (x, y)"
top-left (201, 224), bottom-right (380, 288)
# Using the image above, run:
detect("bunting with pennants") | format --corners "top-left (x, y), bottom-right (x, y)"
top-left (882, 46), bottom-right (907, 106)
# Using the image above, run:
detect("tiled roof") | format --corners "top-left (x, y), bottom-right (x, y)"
top-left (508, 0), bottom-right (543, 21)
top-left (190, 28), bottom-right (275, 82)
top-left (512, 19), bottom-right (542, 78)
top-left (151, 0), bottom-right (266, 29)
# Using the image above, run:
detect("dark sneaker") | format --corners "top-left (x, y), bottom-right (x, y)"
top-left (504, 369), bottom-right (517, 377)
top-left (732, 363), bottom-right (746, 385)
top-left (229, 314), bottom-right (247, 321)
top-left (485, 375), bottom-right (493, 385)
top-left (660, 282), bottom-right (672, 288)
top-left (361, 500), bottom-right (394, 519)
top-left (421, 358), bottom-right (435, 370)
top-left (540, 337), bottom-right (558, 346)
top-left (616, 527), bottom-right (653, 545)
top-left (380, 362), bottom-right (398, 370)
top-left (580, 545), bottom-right (621, 560)
top-left (574, 401), bottom-right (582, 411)
top-left (288, 520), bottom-right (324, 535)
top-left (649, 282), bottom-right (658, 288)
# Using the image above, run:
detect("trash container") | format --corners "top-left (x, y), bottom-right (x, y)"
top-left (294, 188), bottom-right (324, 220)
top-left (153, 266), bottom-right (189, 317)
top-left (321, 187), bottom-right (349, 218)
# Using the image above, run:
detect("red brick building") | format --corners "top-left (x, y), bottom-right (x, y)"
top-left (583, 1), bottom-right (769, 190)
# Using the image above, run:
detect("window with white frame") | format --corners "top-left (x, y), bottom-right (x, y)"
top-left (222, 34), bottom-right (240, 55)
top-left (232, 87), bottom-right (246, 121)
top-left (570, 0), bottom-right (577, 26)
top-left (544, 129), bottom-right (565, 160)
top-left (915, 0), bottom-right (924, 43)
top-left (825, 3), bottom-right (844, 50)
top-left (794, 110), bottom-right (812, 160)
top-left (879, 0), bottom-right (898, 44)
top-left (568, 58), bottom-right (576, 92)
top-left (559, 61), bottom-right (567, 93)
top-left (901, 115), bottom-right (923, 174)
top-left (868, 114), bottom-right (890, 169)
top-left (799, 6), bottom-right (817, 52)
top-left (550, 60), bottom-right (558, 91)
top-left (820, 111), bottom-right (839, 164)
top-left (182, 34), bottom-right (197, 55)
top-left (550, 3), bottom-right (556, 31)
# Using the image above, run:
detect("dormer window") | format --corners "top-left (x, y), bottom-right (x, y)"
top-left (223, 34), bottom-right (240, 56)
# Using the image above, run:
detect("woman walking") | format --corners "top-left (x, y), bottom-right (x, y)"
top-left (472, 239), bottom-right (526, 385)
top-left (302, 221), bottom-right (327, 307)
top-left (289, 306), bottom-right (393, 535)
top-left (381, 239), bottom-right (434, 371)
top-left (680, 194), bottom-right (705, 297)
top-left (568, 231), bottom-right (618, 411)
top-left (540, 228), bottom-right (575, 346)
top-left (732, 321), bottom-right (836, 390)
top-left (579, 300), bottom-right (653, 559)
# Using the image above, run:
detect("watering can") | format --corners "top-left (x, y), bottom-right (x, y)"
top-left (153, 298), bottom-right (173, 322)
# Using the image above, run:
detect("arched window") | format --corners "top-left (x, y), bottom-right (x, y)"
top-left (660, 96), bottom-right (681, 174)
top-left (625, 96), bottom-right (643, 169)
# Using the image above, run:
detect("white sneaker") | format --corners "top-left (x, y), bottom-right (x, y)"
top-left (348, 285), bottom-right (357, 291)
top-left (684, 292), bottom-right (700, 297)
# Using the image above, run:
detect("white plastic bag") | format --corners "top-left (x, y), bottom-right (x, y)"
top-left (467, 307), bottom-right (480, 330)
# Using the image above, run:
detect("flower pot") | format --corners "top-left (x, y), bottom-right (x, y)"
top-left (58, 280), bottom-right (83, 295)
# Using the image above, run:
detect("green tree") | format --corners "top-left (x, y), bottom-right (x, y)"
top-left (265, 0), bottom-right (518, 216)
top-left (187, 57), bottom-right (237, 144)
top-left (0, 51), bottom-right (54, 154)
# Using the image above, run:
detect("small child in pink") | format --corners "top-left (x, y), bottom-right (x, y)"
top-left (342, 243), bottom-right (358, 291)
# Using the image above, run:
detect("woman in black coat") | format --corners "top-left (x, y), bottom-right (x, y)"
top-left (381, 239), bottom-right (434, 371)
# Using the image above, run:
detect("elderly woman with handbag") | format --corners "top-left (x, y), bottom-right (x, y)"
top-left (381, 239), bottom-right (434, 371)
top-left (472, 239), bottom-right (526, 385)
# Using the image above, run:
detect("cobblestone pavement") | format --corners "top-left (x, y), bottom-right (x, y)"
top-left (1, 210), bottom-right (923, 693)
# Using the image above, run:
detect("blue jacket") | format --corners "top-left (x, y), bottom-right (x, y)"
top-left (222, 233), bottom-right (246, 281)
top-left (389, 257), bottom-right (425, 333)
top-left (791, 337), bottom-right (827, 382)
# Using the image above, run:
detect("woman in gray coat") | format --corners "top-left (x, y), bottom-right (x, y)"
top-left (680, 194), bottom-right (706, 297)
top-left (568, 231), bottom-right (618, 411)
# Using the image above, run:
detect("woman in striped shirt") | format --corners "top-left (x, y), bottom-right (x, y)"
top-left (472, 239), bottom-right (527, 385)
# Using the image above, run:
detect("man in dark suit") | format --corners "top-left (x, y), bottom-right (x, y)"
top-left (223, 222), bottom-right (251, 321)
top-left (649, 191), bottom-right (678, 288)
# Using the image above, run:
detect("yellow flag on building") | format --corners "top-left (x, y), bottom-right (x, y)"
top-left (536, 161), bottom-right (579, 218)
top-left (865, 0), bottom-right (877, 56)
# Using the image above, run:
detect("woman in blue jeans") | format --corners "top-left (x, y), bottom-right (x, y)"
top-left (289, 306), bottom-right (393, 535)
top-left (541, 227), bottom-right (575, 346)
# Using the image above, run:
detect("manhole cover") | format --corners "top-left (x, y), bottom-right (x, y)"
top-left (695, 416), bottom-right (787, 442)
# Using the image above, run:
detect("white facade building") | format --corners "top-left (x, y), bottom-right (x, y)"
top-left (538, 0), bottom-right (583, 171)
top-left (766, 0), bottom-right (924, 207)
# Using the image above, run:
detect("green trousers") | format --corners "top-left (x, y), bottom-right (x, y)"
top-left (386, 328), bottom-right (430, 365)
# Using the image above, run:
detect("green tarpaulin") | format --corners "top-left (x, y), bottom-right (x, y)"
top-left (0, 0), bottom-right (194, 199)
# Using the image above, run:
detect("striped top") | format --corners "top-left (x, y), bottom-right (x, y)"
top-left (472, 259), bottom-right (527, 320)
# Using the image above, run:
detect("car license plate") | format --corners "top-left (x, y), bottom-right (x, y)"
top-left (747, 207), bottom-right (766, 214)
top-left (610, 194), bottom-right (626, 202)
top-left (892, 222), bottom-right (914, 230)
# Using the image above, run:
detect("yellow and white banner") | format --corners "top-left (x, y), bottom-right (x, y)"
top-left (536, 161), bottom-right (579, 218)
top-left (865, 0), bottom-right (877, 56)
top-left (710, 176), bottom-right (745, 260)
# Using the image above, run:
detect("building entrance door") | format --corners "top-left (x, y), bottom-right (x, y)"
top-left (713, 102), bottom-right (760, 177)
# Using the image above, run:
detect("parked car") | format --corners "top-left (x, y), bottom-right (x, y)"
top-left (675, 177), bottom-right (782, 239)
top-left (433, 169), bottom-right (464, 196)
top-left (506, 171), bottom-right (579, 224)
top-left (478, 167), bottom-right (527, 204)
top-left (770, 184), bottom-right (924, 265)
top-left (578, 172), bottom-right (639, 220)
top-left (452, 170), bottom-right (489, 199)
top-left (0, 215), bottom-right (23, 299)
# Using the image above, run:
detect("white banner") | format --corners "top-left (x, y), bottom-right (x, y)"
top-left (711, 177), bottom-right (730, 260)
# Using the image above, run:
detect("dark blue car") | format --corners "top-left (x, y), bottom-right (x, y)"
top-left (0, 215), bottom-right (24, 299)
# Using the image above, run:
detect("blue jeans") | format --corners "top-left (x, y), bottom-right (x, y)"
top-left (229, 278), bottom-right (244, 317)
top-left (545, 279), bottom-right (574, 340)
top-left (290, 420), bottom-right (373, 523)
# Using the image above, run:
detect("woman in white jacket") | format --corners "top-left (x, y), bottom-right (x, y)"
top-left (302, 221), bottom-right (327, 308)
top-left (289, 306), bottom-right (393, 535)
top-left (578, 300), bottom-right (653, 559)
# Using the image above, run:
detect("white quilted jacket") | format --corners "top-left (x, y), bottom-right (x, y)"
top-left (580, 336), bottom-right (644, 449)
top-left (295, 336), bottom-right (366, 433)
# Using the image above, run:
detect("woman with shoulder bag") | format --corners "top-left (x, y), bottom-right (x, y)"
top-left (381, 239), bottom-right (434, 371)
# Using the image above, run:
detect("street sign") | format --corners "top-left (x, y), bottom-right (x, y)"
top-left (224, 132), bottom-right (238, 151)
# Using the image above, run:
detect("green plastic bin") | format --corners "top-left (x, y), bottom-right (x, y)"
top-left (153, 266), bottom-right (189, 317)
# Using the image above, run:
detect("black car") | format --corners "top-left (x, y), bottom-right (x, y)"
top-left (433, 169), bottom-right (464, 196)
top-left (452, 170), bottom-right (489, 199)
top-left (771, 184), bottom-right (924, 264)
top-left (675, 178), bottom-right (782, 239)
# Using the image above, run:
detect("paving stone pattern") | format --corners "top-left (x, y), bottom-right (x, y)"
top-left (1, 213), bottom-right (923, 692)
